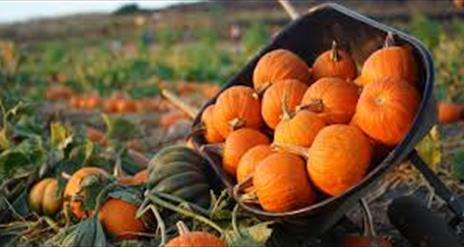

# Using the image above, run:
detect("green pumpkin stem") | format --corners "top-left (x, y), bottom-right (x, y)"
top-left (297, 99), bottom-right (324, 113)
top-left (176, 221), bottom-right (190, 236)
top-left (330, 40), bottom-right (339, 62)
top-left (361, 198), bottom-right (377, 237)
top-left (384, 32), bottom-right (395, 48)
top-left (272, 143), bottom-right (309, 159)
top-left (281, 88), bottom-right (295, 120)
top-left (232, 204), bottom-right (242, 236)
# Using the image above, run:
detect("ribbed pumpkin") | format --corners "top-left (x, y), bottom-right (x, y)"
top-left (64, 167), bottom-right (109, 218)
top-left (253, 49), bottom-right (312, 91)
top-left (166, 221), bottom-right (226, 247)
top-left (438, 102), bottom-right (463, 124)
top-left (147, 146), bottom-right (212, 208)
top-left (312, 41), bottom-right (357, 80)
top-left (274, 110), bottom-right (326, 148)
top-left (213, 86), bottom-right (262, 138)
top-left (356, 37), bottom-right (418, 87)
top-left (352, 78), bottom-right (420, 146)
top-left (236, 144), bottom-right (275, 184)
top-left (201, 104), bottom-right (224, 143)
top-left (308, 125), bottom-right (372, 196)
top-left (254, 152), bottom-right (315, 212)
top-left (261, 79), bottom-right (308, 129)
top-left (28, 178), bottom-right (62, 216)
top-left (99, 198), bottom-right (145, 241)
top-left (299, 77), bottom-right (359, 124)
top-left (223, 128), bottom-right (270, 176)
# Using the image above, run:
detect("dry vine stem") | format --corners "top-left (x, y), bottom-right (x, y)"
top-left (161, 89), bottom-right (198, 119)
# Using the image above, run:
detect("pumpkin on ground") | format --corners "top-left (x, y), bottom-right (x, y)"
top-left (274, 110), bottom-right (326, 148)
top-left (147, 146), bottom-right (212, 208)
top-left (82, 94), bottom-right (101, 109)
top-left (201, 104), bottom-right (224, 143)
top-left (223, 128), bottom-right (270, 176)
top-left (438, 102), bottom-right (463, 124)
top-left (86, 126), bottom-right (107, 146)
top-left (307, 124), bottom-right (372, 196)
top-left (160, 110), bottom-right (189, 127)
top-left (261, 79), bottom-right (308, 129)
top-left (115, 99), bottom-right (137, 113)
top-left (98, 198), bottom-right (145, 241)
top-left (64, 167), bottom-right (109, 219)
top-left (253, 49), bottom-right (312, 92)
top-left (312, 41), bottom-right (357, 80)
top-left (299, 77), bottom-right (359, 124)
top-left (28, 178), bottom-right (62, 216)
top-left (253, 152), bottom-right (315, 212)
top-left (236, 144), bottom-right (275, 184)
top-left (46, 86), bottom-right (73, 101)
top-left (352, 77), bottom-right (420, 146)
top-left (213, 86), bottom-right (262, 138)
top-left (166, 221), bottom-right (226, 247)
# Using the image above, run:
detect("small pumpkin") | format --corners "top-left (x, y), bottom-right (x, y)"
top-left (46, 86), bottom-right (73, 101)
top-left (147, 146), bottom-right (212, 208)
top-left (352, 78), bottom-right (420, 146)
top-left (253, 49), bottom-right (312, 92)
top-left (299, 77), bottom-right (359, 124)
top-left (213, 86), bottom-right (262, 138)
top-left (356, 34), bottom-right (418, 87)
top-left (69, 95), bottom-right (84, 108)
top-left (312, 41), bottom-right (357, 80)
top-left (115, 99), bottom-right (137, 113)
top-left (86, 126), bottom-right (107, 146)
top-left (223, 128), bottom-right (270, 176)
top-left (82, 94), bottom-right (101, 109)
top-left (98, 198), bottom-right (145, 241)
top-left (236, 144), bottom-right (275, 185)
top-left (438, 102), bottom-right (463, 124)
top-left (254, 152), bottom-right (315, 212)
top-left (160, 110), bottom-right (189, 127)
top-left (201, 105), bottom-right (224, 143)
top-left (261, 79), bottom-right (308, 129)
top-left (118, 169), bottom-right (149, 186)
top-left (28, 178), bottom-right (62, 216)
top-left (166, 221), bottom-right (226, 247)
top-left (64, 167), bottom-right (109, 219)
top-left (103, 99), bottom-right (118, 113)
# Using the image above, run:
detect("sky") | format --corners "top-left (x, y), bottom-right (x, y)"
top-left (0, 0), bottom-right (192, 23)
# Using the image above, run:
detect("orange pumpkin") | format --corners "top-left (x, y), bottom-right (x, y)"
top-left (274, 110), bottom-right (326, 148)
top-left (352, 78), bottom-right (420, 146)
top-left (201, 105), bottom-right (224, 143)
top-left (64, 167), bottom-right (109, 219)
top-left (86, 126), bottom-right (107, 146)
top-left (83, 94), bottom-right (101, 109)
top-left (299, 77), bottom-right (359, 124)
top-left (28, 178), bottom-right (62, 216)
top-left (160, 110), bottom-right (189, 127)
top-left (201, 84), bottom-right (221, 98)
top-left (69, 95), bottom-right (84, 108)
top-left (261, 79), bottom-right (308, 129)
top-left (213, 86), bottom-right (262, 138)
top-left (166, 221), bottom-right (226, 247)
top-left (115, 99), bottom-right (137, 113)
top-left (438, 102), bottom-right (463, 124)
top-left (253, 49), bottom-right (312, 92)
top-left (118, 169), bottom-right (148, 186)
top-left (308, 125), bottom-right (372, 196)
top-left (356, 41), bottom-right (418, 87)
top-left (236, 144), bottom-right (274, 184)
top-left (223, 128), bottom-right (270, 176)
top-left (312, 41), bottom-right (357, 80)
top-left (254, 152), bottom-right (315, 212)
top-left (103, 99), bottom-right (118, 113)
top-left (46, 86), bottom-right (73, 101)
top-left (455, 0), bottom-right (464, 8)
top-left (98, 198), bottom-right (145, 241)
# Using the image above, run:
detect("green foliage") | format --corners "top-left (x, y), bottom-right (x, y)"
top-left (409, 14), bottom-right (443, 49)
top-left (242, 21), bottom-right (270, 57)
top-left (103, 114), bottom-right (138, 142)
top-left (113, 4), bottom-right (141, 15)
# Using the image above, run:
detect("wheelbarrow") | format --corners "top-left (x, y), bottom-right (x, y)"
top-left (190, 1), bottom-right (464, 244)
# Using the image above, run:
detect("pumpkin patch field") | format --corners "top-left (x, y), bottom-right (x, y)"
top-left (1, 1), bottom-right (464, 246)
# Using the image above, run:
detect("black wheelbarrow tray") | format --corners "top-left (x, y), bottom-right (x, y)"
top-left (191, 2), bottom-right (464, 237)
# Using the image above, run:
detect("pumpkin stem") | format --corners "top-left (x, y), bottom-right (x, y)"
top-left (176, 221), bottom-right (190, 236)
top-left (232, 204), bottom-right (242, 236)
top-left (272, 143), bottom-right (309, 159)
top-left (297, 99), bottom-right (324, 113)
top-left (360, 198), bottom-right (377, 237)
top-left (330, 40), bottom-right (339, 62)
top-left (229, 118), bottom-right (246, 131)
top-left (281, 88), bottom-right (295, 120)
top-left (384, 32), bottom-right (395, 48)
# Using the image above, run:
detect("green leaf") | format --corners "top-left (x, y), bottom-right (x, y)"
top-left (0, 128), bottom-right (10, 150)
top-left (50, 122), bottom-right (73, 150)
top-left (102, 114), bottom-right (138, 142)
top-left (415, 126), bottom-right (441, 171)
top-left (0, 150), bottom-right (29, 177)
top-left (452, 151), bottom-right (464, 181)
top-left (65, 217), bottom-right (106, 247)
top-left (80, 174), bottom-right (111, 212)
top-left (107, 187), bottom-right (143, 206)
top-left (225, 222), bottom-right (273, 247)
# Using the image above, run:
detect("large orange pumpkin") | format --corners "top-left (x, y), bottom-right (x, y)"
top-left (253, 49), bottom-right (312, 91)
top-left (64, 167), bottom-right (109, 219)
top-left (236, 144), bottom-right (275, 184)
top-left (223, 128), bottom-right (270, 176)
top-left (213, 86), bottom-right (262, 138)
top-left (438, 102), bottom-right (463, 124)
top-left (261, 79), bottom-right (308, 129)
top-left (166, 221), bottom-right (226, 247)
top-left (356, 43), bottom-right (418, 87)
top-left (299, 77), bottom-right (359, 124)
top-left (352, 78), bottom-right (420, 146)
top-left (308, 125), bottom-right (372, 196)
top-left (98, 198), bottom-right (145, 241)
top-left (312, 41), bottom-right (357, 80)
top-left (254, 152), bottom-right (315, 212)
top-left (274, 110), bottom-right (326, 148)
top-left (28, 178), bottom-right (62, 216)
top-left (201, 105), bottom-right (224, 143)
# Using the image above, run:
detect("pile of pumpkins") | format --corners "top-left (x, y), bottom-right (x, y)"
top-left (200, 37), bottom-right (421, 213)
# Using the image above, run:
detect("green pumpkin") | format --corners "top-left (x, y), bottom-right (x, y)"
top-left (147, 145), bottom-right (211, 208)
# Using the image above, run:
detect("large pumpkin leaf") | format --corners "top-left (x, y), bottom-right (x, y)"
top-left (107, 186), bottom-right (143, 206)
top-left (62, 217), bottom-right (106, 247)
top-left (0, 150), bottom-right (29, 177)
top-left (50, 122), bottom-right (73, 151)
top-left (102, 114), bottom-right (138, 142)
